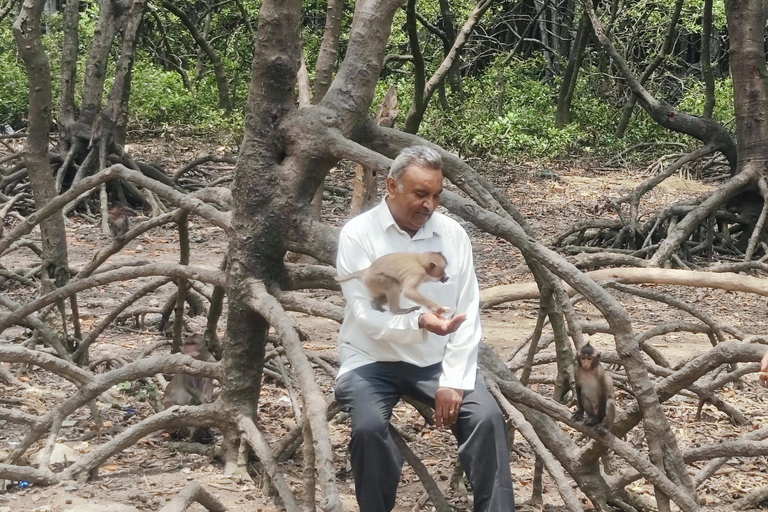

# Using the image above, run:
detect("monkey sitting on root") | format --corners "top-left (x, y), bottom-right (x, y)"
top-left (107, 203), bottom-right (131, 240)
top-left (162, 333), bottom-right (216, 408)
top-left (335, 251), bottom-right (451, 316)
top-left (572, 342), bottom-right (615, 434)
top-left (162, 333), bottom-right (217, 443)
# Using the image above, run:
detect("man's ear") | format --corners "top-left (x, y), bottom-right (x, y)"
top-left (386, 176), bottom-right (398, 196)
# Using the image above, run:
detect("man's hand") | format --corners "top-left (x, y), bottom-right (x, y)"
top-left (760, 349), bottom-right (768, 385)
top-left (418, 312), bottom-right (466, 336)
top-left (435, 387), bottom-right (463, 429)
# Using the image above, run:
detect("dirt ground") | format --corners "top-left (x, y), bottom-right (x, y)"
top-left (1, 136), bottom-right (767, 511)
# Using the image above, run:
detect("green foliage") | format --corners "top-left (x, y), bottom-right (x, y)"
top-left (128, 57), bottom-right (241, 132)
top-left (0, 30), bottom-right (28, 123)
top-left (418, 57), bottom-right (581, 158)
top-left (678, 77), bottom-right (735, 122)
top-left (391, 55), bottom-right (683, 160)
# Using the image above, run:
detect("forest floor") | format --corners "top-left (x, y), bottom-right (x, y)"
top-left (1, 135), bottom-right (767, 512)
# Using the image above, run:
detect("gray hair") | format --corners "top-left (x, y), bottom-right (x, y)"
top-left (387, 146), bottom-right (443, 183)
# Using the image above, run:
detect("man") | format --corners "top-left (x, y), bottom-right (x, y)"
top-left (335, 146), bottom-right (516, 512)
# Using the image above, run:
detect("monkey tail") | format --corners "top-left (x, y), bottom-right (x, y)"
top-left (335, 270), bottom-right (364, 282)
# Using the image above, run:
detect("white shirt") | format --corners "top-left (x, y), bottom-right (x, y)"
top-left (336, 199), bottom-right (482, 390)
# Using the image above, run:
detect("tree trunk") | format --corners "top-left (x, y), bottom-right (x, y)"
top-left (194, 11), bottom-right (212, 84)
top-left (555, 12), bottom-right (589, 128)
top-left (701, 0), bottom-right (715, 118)
top-left (79, 0), bottom-right (120, 127)
top-left (14, 0), bottom-right (72, 337)
top-left (725, 0), bottom-right (768, 170)
top-left (312, 0), bottom-right (343, 102)
top-left (438, 0), bottom-right (462, 95)
top-left (403, 0), bottom-right (494, 134)
top-left (58, 0), bottom-right (79, 151)
top-left (350, 86), bottom-right (398, 216)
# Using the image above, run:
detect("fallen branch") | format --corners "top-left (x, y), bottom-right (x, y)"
top-left (276, 291), bottom-right (344, 323)
top-left (249, 280), bottom-right (341, 512)
top-left (487, 380), bottom-right (584, 512)
top-left (159, 481), bottom-right (228, 512)
top-left (481, 267), bottom-right (768, 307)
top-left (63, 404), bottom-right (221, 482)
top-left (238, 416), bottom-right (300, 512)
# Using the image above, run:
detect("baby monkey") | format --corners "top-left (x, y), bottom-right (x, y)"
top-left (336, 251), bottom-right (450, 315)
top-left (162, 333), bottom-right (216, 408)
top-left (573, 343), bottom-right (615, 433)
top-left (108, 203), bottom-right (130, 240)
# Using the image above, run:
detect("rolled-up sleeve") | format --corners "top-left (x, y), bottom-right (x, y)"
top-left (439, 232), bottom-right (481, 390)
top-left (337, 231), bottom-right (427, 345)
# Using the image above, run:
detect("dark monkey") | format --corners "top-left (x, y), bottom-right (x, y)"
top-left (108, 203), bottom-right (130, 240)
top-left (573, 343), bottom-right (615, 433)
top-left (162, 334), bottom-right (216, 408)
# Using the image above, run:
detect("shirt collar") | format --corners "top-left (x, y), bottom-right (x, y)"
top-left (377, 198), bottom-right (439, 240)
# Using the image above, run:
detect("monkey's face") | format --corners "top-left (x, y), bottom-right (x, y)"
top-left (425, 258), bottom-right (448, 282)
top-left (108, 205), bottom-right (125, 220)
top-left (386, 165), bottom-right (443, 235)
top-left (579, 354), bottom-right (595, 370)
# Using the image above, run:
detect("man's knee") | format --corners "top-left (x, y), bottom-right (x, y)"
top-left (351, 414), bottom-right (390, 442)
top-left (460, 396), bottom-right (507, 443)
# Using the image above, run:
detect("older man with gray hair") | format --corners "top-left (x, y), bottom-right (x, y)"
top-left (335, 146), bottom-right (516, 512)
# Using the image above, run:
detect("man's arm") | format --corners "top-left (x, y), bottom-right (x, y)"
top-left (438, 230), bottom-right (481, 391)
top-left (337, 230), bottom-right (427, 345)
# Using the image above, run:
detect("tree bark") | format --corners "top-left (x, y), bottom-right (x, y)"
top-left (701, 0), bottom-right (715, 118)
top-left (555, 11), bottom-right (589, 128)
top-left (14, 0), bottom-right (72, 340)
top-left (349, 87), bottom-right (398, 216)
top-left (312, 0), bottom-right (343, 102)
top-left (58, 0), bottom-right (79, 150)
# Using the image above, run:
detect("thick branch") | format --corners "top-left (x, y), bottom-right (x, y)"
top-left (248, 281), bottom-right (340, 512)
top-left (158, 482), bottom-right (228, 512)
top-left (481, 267), bottom-right (768, 307)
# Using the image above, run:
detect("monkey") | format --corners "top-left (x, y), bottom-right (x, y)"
top-left (108, 203), bottom-right (130, 240)
top-left (572, 343), bottom-right (615, 433)
top-left (162, 333), bottom-right (216, 409)
top-left (336, 251), bottom-right (450, 315)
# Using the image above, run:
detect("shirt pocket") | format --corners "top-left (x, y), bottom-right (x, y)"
top-left (417, 280), bottom-right (458, 311)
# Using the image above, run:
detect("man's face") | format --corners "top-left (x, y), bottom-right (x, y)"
top-left (386, 165), bottom-right (443, 235)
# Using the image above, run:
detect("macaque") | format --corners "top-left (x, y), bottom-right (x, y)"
top-left (572, 343), bottom-right (615, 433)
top-left (336, 251), bottom-right (450, 315)
top-left (108, 203), bottom-right (130, 240)
top-left (162, 334), bottom-right (216, 408)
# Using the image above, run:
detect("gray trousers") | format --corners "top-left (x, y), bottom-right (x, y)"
top-left (334, 361), bottom-right (516, 512)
